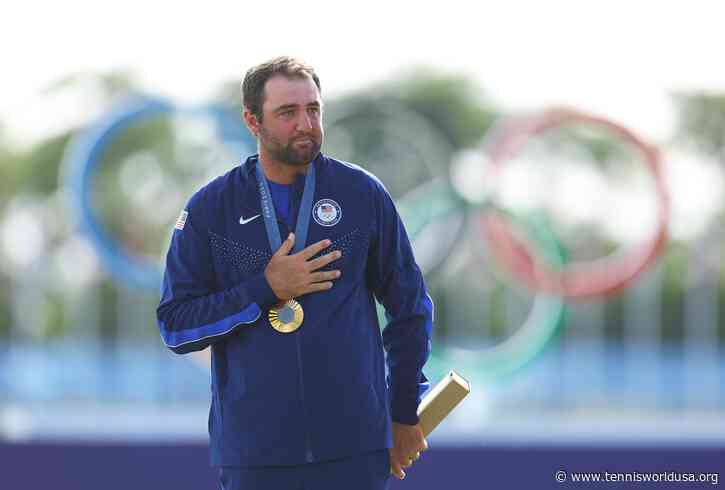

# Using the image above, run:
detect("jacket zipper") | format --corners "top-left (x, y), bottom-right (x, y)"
top-left (280, 217), bottom-right (314, 463)
top-left (296, 332), bottom-right (314, 462)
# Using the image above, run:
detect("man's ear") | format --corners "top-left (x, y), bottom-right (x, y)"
top-left (243, 109), bottom-right (260, 138)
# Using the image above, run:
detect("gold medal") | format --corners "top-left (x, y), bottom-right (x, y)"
top-left (268, 299), bottom-right (304, 333)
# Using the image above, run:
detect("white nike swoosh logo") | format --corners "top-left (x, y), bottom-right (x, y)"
top-left (239, 214), bottom-right (261, 225)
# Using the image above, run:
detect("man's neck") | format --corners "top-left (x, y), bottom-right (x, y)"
top-left (258, 152), bottom-right (309, 185)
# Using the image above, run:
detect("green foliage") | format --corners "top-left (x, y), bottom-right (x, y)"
top-left (0, 278), bottom-right (11, 337)
top-left (41, 292), bottom-right (67, 339)
top-left (2, 70), bottom-right (142, 201)
top-left (0, 67), bottom-right (724, 347)
top-left (18, 131), bottom-right (74, 194)
top-left (604, 292), bottom-right (625, 342)
top-left (719, 276), bottom-right (725, 345)
top-left (0, 137), bottom-right (22, 206)
top-left (660, 243), bottom-right (688, 342)
top-left (97, 278), bottom-right (120, 339)
top-left (673, 92), bottom-right (725, 159)
top-left (43, 70), bottom-right (140, 100)
top-left (379, 66), bottom-right (499, 150)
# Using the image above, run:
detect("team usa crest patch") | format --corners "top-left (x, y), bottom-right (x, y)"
top-left (313, 199), bottom-right (341, 227)
top-left (175, 210), bottom-right (188, 231)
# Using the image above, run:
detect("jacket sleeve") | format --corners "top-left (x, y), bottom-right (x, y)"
top-left (156, 194), bottom-right (279, 354)
top-left (367, 178), bottom-right (433, 425)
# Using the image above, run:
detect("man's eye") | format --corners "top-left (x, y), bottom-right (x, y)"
top-left (279, 110), bottom-right (294, 117)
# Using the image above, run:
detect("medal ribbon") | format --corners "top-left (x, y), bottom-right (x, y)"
top-left (255, 157), bottom-right (316, 254)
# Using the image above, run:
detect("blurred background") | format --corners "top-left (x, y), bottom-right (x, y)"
top-left (1, 1), bottom-right (724, 488)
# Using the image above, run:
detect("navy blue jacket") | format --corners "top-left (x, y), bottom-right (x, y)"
top-left (157, 153), bottom-right (432, 467)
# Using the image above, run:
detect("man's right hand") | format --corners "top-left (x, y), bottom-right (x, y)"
top-left (265, 233), bottom-right (342, 301)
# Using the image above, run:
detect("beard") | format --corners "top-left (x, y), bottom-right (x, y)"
top-left (259, 127), bottom-right (323, 167)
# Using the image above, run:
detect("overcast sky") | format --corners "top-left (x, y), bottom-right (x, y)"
top-left (3, 0), bottom-right (724, 144)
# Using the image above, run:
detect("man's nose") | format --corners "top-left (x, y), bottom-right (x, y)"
top-left (296, 112), bottom-right (313, 131)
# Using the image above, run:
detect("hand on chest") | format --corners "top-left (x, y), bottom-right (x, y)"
top-left (213, 195), bottom-right (371, 285)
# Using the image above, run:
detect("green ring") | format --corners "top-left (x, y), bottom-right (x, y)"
top-left (395, 177), bottom-right (468, 278)
top-left (385, 181), bottom-right (567, 382)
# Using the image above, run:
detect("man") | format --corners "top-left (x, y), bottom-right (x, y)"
top-left (157, 56), bottom-right (433, 490)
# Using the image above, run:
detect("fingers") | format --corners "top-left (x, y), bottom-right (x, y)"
top-left (390, 460), bottom-right (406, 480)
top-left (299, 238), bottom-right (332, 260)
top-left (389, 445), bottom-right (425, 481)
top-left (301, 281), bottom-right (333, 294)
top-left (402, 450), bottom-right (420, 466)
top-left (271, 237), bottom-right (342, 298)
top-left (309, 270), bottom-right (341, 283)
top-left (274, 233), bottom-right (295, 256)
top-left (306, 250), bottom-right (342, 271)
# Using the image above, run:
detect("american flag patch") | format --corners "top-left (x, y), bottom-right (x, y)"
top-left (175, 210), bottom-right (188, 231)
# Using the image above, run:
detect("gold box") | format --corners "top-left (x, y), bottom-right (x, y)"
top-left (417, 371), bottom-right (471, 436)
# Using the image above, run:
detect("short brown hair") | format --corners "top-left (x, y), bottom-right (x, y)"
top-left (242, 56), bottom-right (321, 122)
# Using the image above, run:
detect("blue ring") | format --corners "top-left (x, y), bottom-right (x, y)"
top-left (63, 95), bottom-right (254, 291)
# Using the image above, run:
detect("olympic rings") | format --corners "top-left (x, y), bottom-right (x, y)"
top-left (425, 210), bottom-right (567, 382)
top-left (393, 182), bottom-right (566, 382)
top-left (67, 97), bottom-right (664, 382)
top-left (480, 107), bottom-right (670, 300)
top-left (62, 95), bottom-right (254, 291)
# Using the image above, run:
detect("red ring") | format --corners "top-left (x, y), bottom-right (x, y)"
top-left (480, 107), bottom-right (670, 300)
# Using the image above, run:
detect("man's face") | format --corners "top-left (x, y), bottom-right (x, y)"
top-left (254, 75), bottom-right (323, 166)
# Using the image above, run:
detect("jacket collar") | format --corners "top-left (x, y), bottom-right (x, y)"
top-left (239, 153), bottom-right (324, 215)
